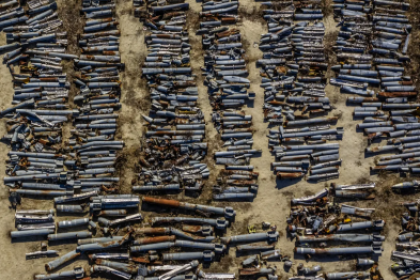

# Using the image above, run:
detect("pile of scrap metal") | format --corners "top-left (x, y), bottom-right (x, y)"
top-left (196, 0), bottom-right (261, 201)
top-left (240, 256), bottom-right (279, 280)
top-left (330, 182), bottom-right (376, 200)
top-left (10, 189), bottom-right (283, 279)
top-left (1, 0), bottom-right (124, 196)
top-left (1, 0), bottom-right (74, 200)
top-left (255, 0), bottom-right (343, 182)
top-left (331, 0), bottom-right (419, 174)
top-left (287, 189), bottom-right (385, 258)
top-left (134, 0), bottom-right (210, 195)
top-left (72, 0), bottom-right (123, 193)
top-left (390, 199), bottom-right (420, 278)
top-left (285, 262), bottom-right (323, 280)
top-left (284, 261), bottom-right (381, 280)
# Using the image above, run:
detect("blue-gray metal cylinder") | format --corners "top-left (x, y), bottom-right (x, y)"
top-left (150, 3), bottom-right (189, 13)
top-left (142, 197), bottom-right (235, 219)
top-left (337, 220), bottom-right (385, 232)
top-left (175, 240), bottom-right (225, 253)
top-left (46, 250), bottom-right (81, 271)
top-left (133, 184), bottom-right (181, 191)
top-left (34, 267), bottom-right (84, 280)
top-left (297, 234), bottom-right (384, 243)
top-left (213, 193), bottom-right (255, 200)
top-left (151, 217), bottom-right (228, 231)
top-left (11, 229), bottom-right (54, 239)
top-left (48, 231), bottom-right (92, 242)
top-left (90, 253), bottom-right (130, 261)
top-left (326, 271), bottom-right (370, 279)
top-left (78, 236), bottom-right (124, 245)
top-left (220, 232), bottom-right (279, 245)
top-left (12, 189), bottom-right (72, 197)
top-left (58, 218), bottom-right (89, 229)
top-left (357, 258), bottom-right (375, 266)
top-left (56, 205), bottom-right (85, 213)
top-left (162, 251), bottom-right (215, 262)
top-left (131, 242), bottom-right (175, 253)
top-left (295, 246), bottom-right (382, 255)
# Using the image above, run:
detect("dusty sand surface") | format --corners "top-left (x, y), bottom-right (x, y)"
top-left (0, 0), bottom-right (417, 279)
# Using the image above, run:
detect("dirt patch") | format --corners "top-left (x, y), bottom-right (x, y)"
top-left (321, 0), bottom-right (333, 18)
top-left (324, 31), bottom-right (338, 66)
top-left (238, 5), bottom-right (264, 25)
top-left (355, 176), bottom-right (371, 185)
top-left (333, 110), bottom-right (343, 120)
top-left (187, 9), bottom-right (200, 31)
top-left (371, 175), bottom-right (407, 236)
top-left (115, 143), bottom-right (142, 193)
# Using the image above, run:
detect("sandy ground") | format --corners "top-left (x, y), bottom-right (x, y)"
top-left (0, 0), bottom-right (418, 279)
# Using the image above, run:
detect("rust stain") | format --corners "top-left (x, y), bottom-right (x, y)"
top-left (136, 235), bottom-right (175, 245)
top-left (378, 91), bottom-right (417, 97)
top-left (135, 227), bottom-right (170, 235)
top-left (277, 172), bottom-right (304, 179)
top-left (131, 256), bottom-right (162, 264)
top-left (142, 196), bottom-right (181, 207)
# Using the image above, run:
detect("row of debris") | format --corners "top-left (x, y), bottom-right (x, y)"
top-left (1, 0), bottom-right (124, 196)
top-left (256, 0), bottom-right (343, 182)
top-left (390, 179), bottom-right (420, 278)
top-left (331, 0), bottom-right (419, 174)
top-left (12, 194), bottom-right (284, 279)
top-left (197, 0), bottom-right (261, 201)
top-left (135, 0), bottom-right (210, 195)
top-left (286, 184), bottom-right (384, 280)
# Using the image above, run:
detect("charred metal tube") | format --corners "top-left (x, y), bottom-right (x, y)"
top-left (134, 235), bottom-right (176, 245)
top-left (26, 250), bottom-right (58, 258)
